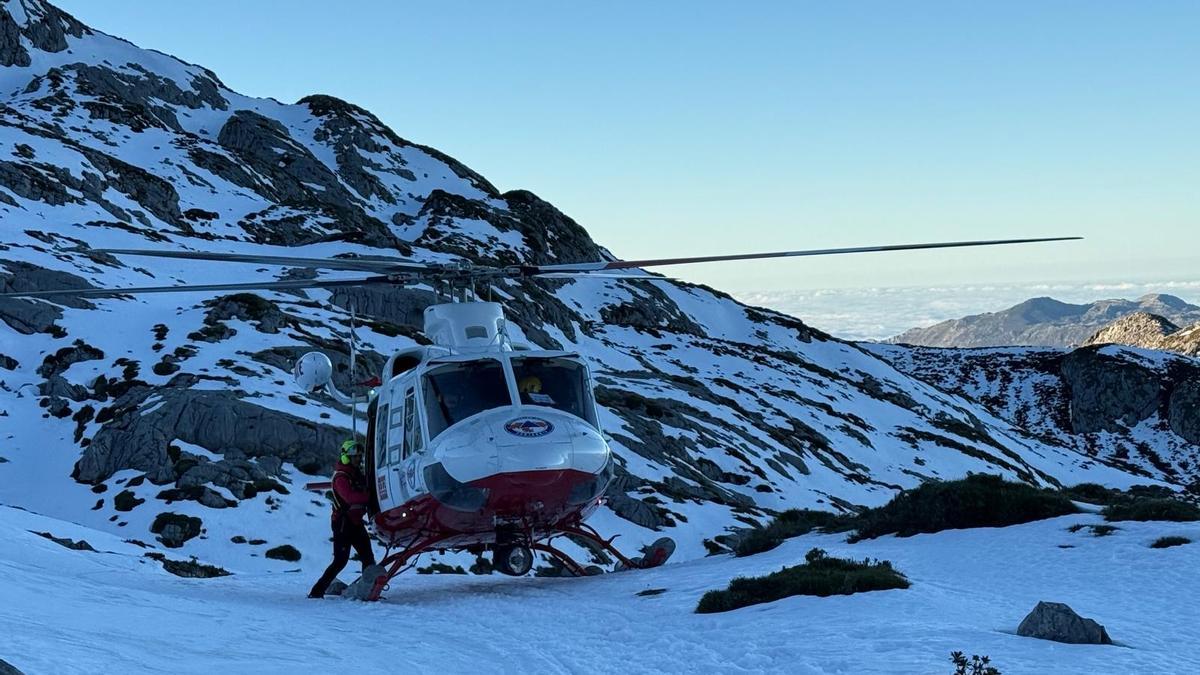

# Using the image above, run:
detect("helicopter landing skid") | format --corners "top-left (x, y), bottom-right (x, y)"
top-left (365, 533), bottom-right (455, 601)
top-left (539, 523), bottom-right (676, 576)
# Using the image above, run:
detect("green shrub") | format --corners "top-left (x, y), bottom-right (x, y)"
top-left (1062, 483), bottom-right (1123, 505)
top-left (696, 548), bottom-right (909, 613)
top-left (950, 651), bottom-right (1001, 675)
top-left (1149, 536), bottom-right (1191, 549)
top-left (1103, 499), bottom-right (1200, 522)
top-left (850, 474), bottom-right (1078, 542)
top-left (734, 509), bottom-right (855, 557)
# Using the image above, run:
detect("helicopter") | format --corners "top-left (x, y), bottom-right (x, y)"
top-left (3, 235), bottom-right (1079, 600)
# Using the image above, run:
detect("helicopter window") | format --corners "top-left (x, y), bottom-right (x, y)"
top-left (464, 326), bottom-right (488, 339)
top-left (402, 388), bottom-right (423, 458)
top-left (388, 396), bottom-right (407, 464)
top-left (512, 357), bottom-right (598, 427)
top-left (375, 403), bottom-right (390, 466)
top-left (423, 359), bottom-right (512, 440)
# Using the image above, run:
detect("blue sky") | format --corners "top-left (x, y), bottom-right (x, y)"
top-left (56, 1), bottom-right (1199, 292)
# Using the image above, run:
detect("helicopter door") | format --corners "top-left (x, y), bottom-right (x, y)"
top-left (384, 389), bottom-right (408, 509)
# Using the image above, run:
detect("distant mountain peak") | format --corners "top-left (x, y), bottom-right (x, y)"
top-left (889, 293), bottom-right (1200, 348)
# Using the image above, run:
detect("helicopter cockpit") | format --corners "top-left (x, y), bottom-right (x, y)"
top-left (420, 352), bottom-right (599, 442)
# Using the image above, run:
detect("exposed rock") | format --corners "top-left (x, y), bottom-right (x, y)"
top-left (1016, 601), bottom-right (1112, 645)
top-left (0, 261), bottom-right (94, 334)
top-left (150, 512), bottom-right (202, 548)
top-left (77, 374), bottom-right (346, 484)
top-left (1083, 312), bottom-right (1179, 350)
top-left (1168, 378), bottom-right (1200, 444)
top-left (1061, 348), bottom-right (1159, 433)
top-left (37, 340), bottom-right (104, 378)
top-left (0, 656), bottom-right (25, 675)
top-left (265, 544), bottom-right (301, 561)
top-left (32, 530), bottom-right (96, 552)
top-left (0, 0), bottom-right (88, 67)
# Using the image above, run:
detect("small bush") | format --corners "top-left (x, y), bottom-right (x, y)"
top-left (1062, 483), bottom-right (1123, 505)
top-left (1089, 524), bottom-right (1118, 537)
top-left (1149, 536), bottom-right (1191, 549)
top-left (1103, 499), bottom-right (1200, 523)
top-left (851, 474), bottom-right (1078, 542)
top-left (734, 509), bottom-right (855, 557)
top-left (265, 544), bottom-right (301, 561)
top-left (951, 651), bottom-right (1001, 675)
top-left (696, 548), bottom-right (909, 613)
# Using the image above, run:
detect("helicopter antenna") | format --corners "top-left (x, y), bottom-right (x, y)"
top-left (349, 302), bottom-right (359, 442)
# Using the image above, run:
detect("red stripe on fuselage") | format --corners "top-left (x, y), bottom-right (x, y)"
top-left (372, 469), bottom-right (602, 549)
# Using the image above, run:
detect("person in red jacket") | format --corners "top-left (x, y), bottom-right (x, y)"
top-left (308, 440), bottom-right (377, 598)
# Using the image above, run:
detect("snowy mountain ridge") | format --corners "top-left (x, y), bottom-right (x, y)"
top-left (0, 0), bottom-right (1148, 577)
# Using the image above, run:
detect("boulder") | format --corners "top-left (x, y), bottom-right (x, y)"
top-left (1016, 601), bottom-right (1112, 645)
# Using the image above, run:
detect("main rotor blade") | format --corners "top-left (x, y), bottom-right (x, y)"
top-left (532, 272), bottom-right (670, 280)
top-left (0, 275), bottom-right (395, 299)
top-left (97, 248), bottom-right (432, 273)
top-left (529, 237), bottom-right (1083, 273)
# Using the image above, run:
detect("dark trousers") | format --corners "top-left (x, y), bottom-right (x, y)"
top-left (309, 516), bottom-right (376, 597)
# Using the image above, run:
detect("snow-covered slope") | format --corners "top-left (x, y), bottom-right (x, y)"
top-left (0, 0), bottom-right (1147, 577)
top-left (869, 344), bottom-right (1200, 485)
top-left (4, 503), bottom-right (1198, 674)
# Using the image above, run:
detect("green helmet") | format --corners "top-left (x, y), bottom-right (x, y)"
top-left (339, 439), bottom-right (360, 465)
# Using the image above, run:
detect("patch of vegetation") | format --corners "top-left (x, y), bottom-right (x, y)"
top-left (265, 544), bottom-right (301, 562)
top-left (1068, 523), bottom-right (1119, 537)
top-left (144, 552), bottom-right (230, 578)
top-left (113, 489), bottom-right (144, 512)
top-left (417, 562), bottom-right (467, 575)
top-left (1103, 499), bottom-right (1200, 522)
top-left (734, 508), bottom-right (855, 557)
top-left (850, 474), bottom-right (1078, 542)
top-left (950, 651), bottom-right (1001, 675)
top-left (696, 548), bottom-right (909, 613)
top-left (1149, 536), bottom-right (1191, 549)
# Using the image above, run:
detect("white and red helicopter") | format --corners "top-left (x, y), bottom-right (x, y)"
top-left (4, 236), bottom-right (1078, 599)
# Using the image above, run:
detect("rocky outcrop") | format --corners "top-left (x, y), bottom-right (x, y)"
top-left (0, 0), bottom-right (88, 67)
top-left (0, 261), bottom-right (94, 334)
top-left (890, 294), bottom-right (1200, 348)
top-left (1017, 601), bottom-right (1112, 645)
top-left (1061, 348), bottom-right (1161, 433)
top-left (0, 656), bottom-right (25, 675)
top-left (1169, 379), bottom-right (1200, 445)
top-left (76, 374), bottom-right (347, 484)
top-left (1083, 312), bottom-right (1178, 350)
top-left (1084, 312), bottom-right (1200, 357)
top-left (872, 343), bottom-right (1200, 483)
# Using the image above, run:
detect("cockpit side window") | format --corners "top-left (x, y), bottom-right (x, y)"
top-left (423, 359), bottom-right (511, 440)
top-left (512, 357), bottom-right (598, 427)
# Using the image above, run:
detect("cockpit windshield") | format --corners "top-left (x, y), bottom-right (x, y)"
top-left (512, 356), bottom-right (598, 427)
top-left (423, 359), bottom-right (511, 440)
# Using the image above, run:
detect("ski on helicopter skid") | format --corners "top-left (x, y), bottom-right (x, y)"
top-left (2, 236), bottom-right (1080, 600)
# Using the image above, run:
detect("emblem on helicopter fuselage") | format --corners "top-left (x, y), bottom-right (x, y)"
top-left (504, 417), bottom-right (555, 438)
